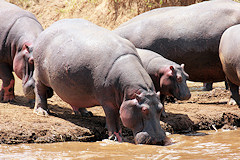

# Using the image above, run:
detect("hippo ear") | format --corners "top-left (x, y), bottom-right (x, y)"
top-left (167, 66), bottom-right (174, 76)
top-left (136, 93), bottom-right (142, 102)
top-left (156, 91), bottom-right (160, 99)
top-left (22, 43), bottom-right (33, 53)
top-left (181, 64), bottom-right (185, 69)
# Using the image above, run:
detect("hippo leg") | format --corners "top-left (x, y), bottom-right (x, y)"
top-left (71, 106), bottom-right (93, 117)
top-left (160, 95), bottom-right (167, 118)
top-left (102, 105), bottom-right (123, 142)
top-left (227, 79), bottom-right (240, 107)
top-left (33, 80), bottom-right (49, 116)
top-left (46, 87), bottom-right (54, 99)
top-left (0, 63), bottom-right (15, 102)
top-left (203, 82), bottom-right (213, 91)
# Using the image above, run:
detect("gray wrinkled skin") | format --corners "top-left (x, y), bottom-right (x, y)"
top-left (0, 0), bottom-right (43, 101)
top-left (113, 0), bottom-right (240, 83)
top-left (33, 19), bottom-right (166, 145)
top-left (219, 24), bottom-right (240, 108)
top-left (137, 49), bottom-right (191, 101)
top-left (137, 49), bottom-right (191, 117)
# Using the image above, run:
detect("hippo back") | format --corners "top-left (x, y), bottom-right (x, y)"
top-left (0, 1), bottom-right (39, 58)
top-left (114, 0), bottom-right (240, 82)
top-left (33, 19), bottom-right (153, 106)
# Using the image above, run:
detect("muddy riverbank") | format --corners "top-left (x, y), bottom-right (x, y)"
top-left (0, 77), bottom-right (239, 144)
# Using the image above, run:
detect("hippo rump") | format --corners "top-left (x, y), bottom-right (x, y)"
top-left (33, 19), bottom-right (166, 145)
top-left (0, 0), bottom-right (44, 101)
top-left (113, 0), bottom-right (240, 83)
top-left (219, 24), bottom-right (240, 108)
top-left (136, 49), bottom-right (191, 115)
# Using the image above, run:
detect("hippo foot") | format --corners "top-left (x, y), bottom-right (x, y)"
top-left (108, 132), bottom-right (123, 142)
top-left (34, 107), bottom-right (49, 116)
top-left (79, 109), bottom-right (93, 117)
top-left (74, 109), bottom-right (93, 117)
top-left (228, 98), bottom-right (237, 106)
top-left (28, 99), bottom-right (35, 108)
top-left (0, 94), bottom-right (15, 103)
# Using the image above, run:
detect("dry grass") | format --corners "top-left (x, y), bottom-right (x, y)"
top-left (7, 0), bottom-right (205, 29)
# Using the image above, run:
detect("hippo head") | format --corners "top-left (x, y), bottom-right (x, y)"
top-left (13, 43), bottom-right (35, 99)
top-left (160, 64), bottom-right (191, 100)
top-left (120, 91), bottom-right (166, 145)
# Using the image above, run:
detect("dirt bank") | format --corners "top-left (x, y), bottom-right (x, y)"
top-left (0, 0), bottom-right (240, 144)
top-left (1, 77), bottom-right (239, 144)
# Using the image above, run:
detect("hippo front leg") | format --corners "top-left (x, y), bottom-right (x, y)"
top-left (227, 79), bottom-right (240, 107)
top-left (0, 63), bottom-right (15, 102)
top-left (33, 80), bottom-right (49, 116)
top-left (160, 95), bottom-right (167, 118)
top-left (102, 105), bottom-right (123, 142)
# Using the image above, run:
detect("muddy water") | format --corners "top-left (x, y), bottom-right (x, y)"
top-left (1, 129), bottom-right (239, 159)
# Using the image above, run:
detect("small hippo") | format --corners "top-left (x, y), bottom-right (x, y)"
top-left (136, 49), bottom-right (191, 115)
top-left (219, 24), bottom-right (240, 108)
top-left (33, 19), bottom-right (166, 145)
top-left (113, 0), bottom-right (240, 83)
top-left (0, 1), bottom-right (44, 101)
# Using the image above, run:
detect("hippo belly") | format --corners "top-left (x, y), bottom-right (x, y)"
top-left (47, 61), bottom-right (98, 108)
top-left (219, 24), bottom-right (240, 108)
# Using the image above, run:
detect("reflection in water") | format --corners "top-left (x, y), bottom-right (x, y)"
top-left (0, 129), bottom-right (240, 159)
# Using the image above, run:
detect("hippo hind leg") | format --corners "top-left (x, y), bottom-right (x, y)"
top-left (203, 82), bottom-right (213, 91)
top-left (0, 63), bottom-right (15, 102)
top-left (71, 106), bottom-right (93, 117)
top-left (227, 79), bottom-right (240, 108)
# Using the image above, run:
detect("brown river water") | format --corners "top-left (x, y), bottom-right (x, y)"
top-left (0, 129), bottom-right (239, 160)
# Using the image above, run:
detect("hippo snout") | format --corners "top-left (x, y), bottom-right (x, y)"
top-left (174, 86), bottom-right (191, 101)
top-left (179, 92), bottom-right (191, 100)
top-left (134, 132), bottom-right (166, 145)
top-left (22, 78), bottom-right (35, 99)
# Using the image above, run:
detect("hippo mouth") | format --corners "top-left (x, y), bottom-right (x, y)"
top-left (23, 63), bottom-right (33, 85)
top-left (22, 60), bottom-right (35, 99)
top-left (134, 131), bottom-right (166, 145)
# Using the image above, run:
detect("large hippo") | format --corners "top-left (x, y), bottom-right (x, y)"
top-left (33, 19), bottom-right (166, 145)
top-left (0, 0), bottom-right (43, 101)
top-left (219, 24), bottom-right (240, 108)
top-left (136, 49), bottom-right (191, 115)
top-left (113, 0), bottom-right (240, 83)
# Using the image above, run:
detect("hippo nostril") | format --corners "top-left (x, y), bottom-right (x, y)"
top-left (177, 76), bottom-right (182, 82)
top-left (141, 106), bottom-right (149, 115)
top-left (28, 57), bottom-right (34, 64)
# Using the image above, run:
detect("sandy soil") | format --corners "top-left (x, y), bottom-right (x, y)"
top-left (1, 0), bottom-right (240, 144)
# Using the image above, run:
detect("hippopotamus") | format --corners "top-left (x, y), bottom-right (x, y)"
top-left (113, 0), bottom-right (240, 83)
top-left (136, 49), bottom-right (191, 115)
top-left (219, 24), bottom-right (240, 108)
top-left (33, 18), bottom-right (166, 145)
top-left (0, 0), bottom-right (43, 101)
